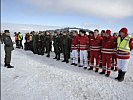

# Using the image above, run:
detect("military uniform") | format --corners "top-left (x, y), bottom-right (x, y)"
top-left (53, 35), bottom-right (61, 60)
top-left (45, 34), bottom-right (52, 57)
top-left (3, 30), bottom-right (14, 68)
top-left (61, 34), bottom-right (71, 63)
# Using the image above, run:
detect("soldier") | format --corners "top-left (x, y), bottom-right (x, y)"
top-left (53, 31), bottom-right (61, 60)
top-left (37, 32), bottom-right (45, 55)
top-left (61, 31), bottom-right (71, 63)
top-left (45, 31), bottom-right (52, 57)
top-left (32, 32), bottom-right (38, 54)
top-left (3, 30), bottom-right (14, 68)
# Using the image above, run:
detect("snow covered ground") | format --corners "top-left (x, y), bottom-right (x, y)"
top-left (1, 43), bottom-right (133, 100)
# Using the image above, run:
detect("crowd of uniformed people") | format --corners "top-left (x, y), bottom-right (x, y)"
top-left (1, 27), bottom-right (133, 82)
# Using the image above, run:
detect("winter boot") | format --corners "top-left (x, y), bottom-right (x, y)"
top-left (88, 66), bottom-right (93, 70)
top-left (7, 64), bottom-right (14, 68)
top-left (78, 65), bottom-right (83, 67)
top-left (114, 67), bottom-right (118, 71)
top-left (115, 70), bottom-right (122, 80)
top-left (4, 63), bottom-right (8, 67)
top-left (46, 54), bottom-right (50, 57)
top-left (71, 63), bottom-right (75, 65)
top-left (111, 67), bottom-right (114, 70)
top-left (99, 70), bottom-right (106, 74)
top-left (118, 71), bottom-right (126, 82)
top-left (66, 60), bottom-right (69, 63)
top-left (83, 67), bottom-right (87, 69)
top-left (53, 55), bottom-right (57, 59)
top-left (95, 67), bottom-right (99, 72)
top-left (105, 71), bottom-right (111, 77)
top-left (74, 64), bottom-right (78, 66)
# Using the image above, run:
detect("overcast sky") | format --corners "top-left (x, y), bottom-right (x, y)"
top-left (1, 0), bottom-right (133, 33)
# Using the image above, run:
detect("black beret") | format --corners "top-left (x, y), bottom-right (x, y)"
top-left (4, 30), bottom-right (10, 33)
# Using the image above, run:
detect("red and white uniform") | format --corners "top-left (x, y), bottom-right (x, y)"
top-left (101, 31), bottom-right (114, 75)
top-left (89, 35), bottom-right (102, 71)
top-left (79, 35), bottom-right (89, 67)
top-left (71, 35), bottom-right (79, 64)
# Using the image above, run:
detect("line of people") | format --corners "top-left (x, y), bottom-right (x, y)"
top-left (15, 27), bottom-right (133, 82)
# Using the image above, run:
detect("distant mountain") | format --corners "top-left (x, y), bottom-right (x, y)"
top-left (1, 23), bottom-right (64, 34)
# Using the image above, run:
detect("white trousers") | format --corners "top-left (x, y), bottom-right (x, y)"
top-left (71, 50), bottom-right (78, 64)
top-left (117, 59), bottom-right (130, 72)
top-left (80, 50), bottom-right (88, 67)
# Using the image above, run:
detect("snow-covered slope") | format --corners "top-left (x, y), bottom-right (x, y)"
top-left (1, 44), bottom-right (133, 100)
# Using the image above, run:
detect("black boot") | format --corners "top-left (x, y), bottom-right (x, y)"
top-left (78, 65), bottom-right (83, 67)
top-left (71, 63), bottom-right (75, 65)
top-left (62, 60), bottom-right (66, 62)
top-left (115, 70), bottom-right (122, 80)
top-left (111, 67), bottom-right (114, 70)
top-left (83, 67), bottom-right (87, 69)
top-left (53, 55), bottom-right (57, 59)
top-left (88, 67), bottom-right (93, 70)
top-left (114, 67), bottom-right (118, 71)
top-left (66, 60), bottom-right (69, 63)
top-left (118, 71), bottom-right (126, 82)
top-left (4, 63), bottom-right (8, 67)
top-left (46, 54), bottom-right (50, 57)
top-left (99, 71), bottom-right (105, 74)
top-left (74, 64), bottom-right (78, 66)
top-left (7, 64), bottom-right (14, 68)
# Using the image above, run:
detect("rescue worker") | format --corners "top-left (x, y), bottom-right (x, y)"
top-left (45, 31), bottom-right (52, 57)
top-left (111, 33), bottom-right (118, 71)
top-left (14, 32), bottom-right (19, 48)
top-left (61, 31), bottom-right (71, 63)
top-left (79, 30), bottom-right (89, 69)
top-left (116, 28), bottom-right (133, 82)
top-left (18, 32), bottom-right (23, 49)
top-left (99, 30), bottom-right (106, 68)
top-left (71, 31), bottom-right (79, 66)
top-left (88, 29), bottom-right (102, 72)
top-left (100, 30), bottom-right (114, 77)
top-left (3, 30), bottom-right (14, 68)
top-left (53, 31), bottom-right (61, 60)
top-left (24, 33), bottom-right (30, 50)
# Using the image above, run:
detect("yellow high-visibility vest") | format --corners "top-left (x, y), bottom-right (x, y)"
top-left (18, 34), bottom-right (23, 40)
top-left (117, 36), bottom-right (131, 52)
top-left (30, 35), bottom-right (32, 41)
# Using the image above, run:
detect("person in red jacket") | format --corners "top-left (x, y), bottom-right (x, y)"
top-left (71, 31), bottom-right (79, 66)
top-left (88, 29), bottom-right (102, 72)
top-left (99, 30), bottom-right (106, 68)
top-left (111, 33), bottom-right (118, 71)
top-left (116, 28), bottom-right (133, 82)
top-left (87, 31), bottom-right (94, 68)
top-left (100, 30), bottom-right (114, 77)
top-left (79, 30), bottom-right (89, 69)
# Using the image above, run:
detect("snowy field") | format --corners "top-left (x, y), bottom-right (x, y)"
top-left (1, 43), bottom-right (133, 100)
